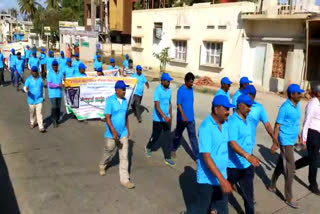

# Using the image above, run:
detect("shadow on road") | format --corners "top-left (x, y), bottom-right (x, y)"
top-left (0, 146), bottom-right (21, 214)
top-left (179, 166), bottom-right (198, 212)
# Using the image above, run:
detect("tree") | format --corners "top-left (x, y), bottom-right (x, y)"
top-left (18, 0), bottom-right (38, 19)
top-left (45, 0), bottom-right (61, 9)
top-left (153, 47), bottom-right (171, 73)
top-left (8, 8), bottom-right (18, 19)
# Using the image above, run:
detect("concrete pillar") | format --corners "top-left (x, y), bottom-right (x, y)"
top-left (284, 46), bottom-right (305, 90)
top-left (263, 43), bottom-right (274, 91)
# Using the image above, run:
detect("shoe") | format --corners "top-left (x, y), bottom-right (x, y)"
top-left (99, 165), bottom-right (106, 176)
top-left (30, 124), bottom-right (36, 129)
top-left (53, 121), bottom-right (58, 128)
top-left (164, 159), bottom-right (176, 167)
top-left (145, 146), bottom-right (152, 158)
top-left (309, 185), bottom-right (320, 196)
top-left (121, 181), bottom-right (135, 189)
top-left (40, 128), bottom-right (46, 133)
top-left (138, 118), bottom-right (142, 123)
top-left (171, 151), bottom-right (177, 159)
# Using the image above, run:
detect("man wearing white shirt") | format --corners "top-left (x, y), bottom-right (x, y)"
top-left (295, 85), bottom-right (320, 195)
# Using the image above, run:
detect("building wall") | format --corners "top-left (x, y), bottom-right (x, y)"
top-left (109, 0), bottom-right (132, 35)
top-left (131, 2), bottom-right (255, 82)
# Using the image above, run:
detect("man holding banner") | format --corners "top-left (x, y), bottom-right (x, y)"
top-left (107, 58), bottom-right (120, 77)
top-left (99, 80), bottom-right (135, 189)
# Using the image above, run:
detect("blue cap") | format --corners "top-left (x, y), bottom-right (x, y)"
top-left (287, 84), bottom-right (305, 94)
top-left (27, 45), bottom-right (29, 48)
top-left (110, 58), bottom-right (115, 63)
top-left (125, 54), bottom-right (129, 58)
top-left (237, 94), bottom-right (253, 106)
top-left (52, 60), bottom-right (58, 66)
top-left (161, 73), bottom-right (173, 81)
top-left (11, 48), bottom-right (15, 53)
top-left (97, 67), bottom-right (103, 72)
top-left (115, 80), bottom-right (129, 89)
top-left (212, 95), bottom-right (235, 108)
top-left (41, 48), bottom-right (45, 52)
top-left (60, 51), bottom-right (64, 55)
top-left (75, 53), bottom-right (79, 57)
top-left (67, 58), bottom-right (72, 63)
top-left (244, 85), bottom-right (256, 95)
top-left (97, 54), bottom-right (101, 58)
top-left (32, 50), bottom-right (36, 55)
top-left (31, 66), bottom-right (38, 72)
top-left (48, 50), bottom-right (53, 55)
top-left (136, 65), bottom-right (142, 71)
top-left (240, 77), bottom-right (253, 85)
top-left (79, 63), bottom-right (87, 70)
top-left (221, 77), bottom-right (232, 85)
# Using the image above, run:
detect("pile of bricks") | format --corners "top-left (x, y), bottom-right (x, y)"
top-left (195, 76), bottom-right (216, 87)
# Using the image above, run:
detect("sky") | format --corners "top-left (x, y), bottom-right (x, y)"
top-left (0, 0), bottom-right (46, 12)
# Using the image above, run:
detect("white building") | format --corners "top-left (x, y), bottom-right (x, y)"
top-left (131, 2), bottom-right (255, 83)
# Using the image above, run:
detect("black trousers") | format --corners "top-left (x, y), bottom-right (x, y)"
top-left (0, 67), bottom-right (4, 85)
top-left (41, 64), bottom-right (46, 79)
top-left (227, 166), bottom-right (255, 214)
top-left (295, 129), bottom-right (320, 188)
top-left (146, 121), bottom-right (171, 159)
top-left (50, 98), bottom-right (62, 124)
top-left (131, 95), bottom-right (142, 120)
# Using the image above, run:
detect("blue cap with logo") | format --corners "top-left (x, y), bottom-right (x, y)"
top-left (125, 54), bottom-right (129, 58)
top-left (244, 85), bottom-right (256, 95)
top-left (97, 54), bottom-right (101, 58)
top-left (48, 50), bottom-right (53, 55)
top-left (136, 65), bottom-right (142, 71)
top-left (221, 77), bottom-right (232, 85)
top-left (41, 48), bottom-right (45, 52)
top-left (60, 51), bottom-right (64, 55)
top-left (240, 77), bottom-right (253, 85)
top-left (67, 58), bottom-right (72, 63)
top-left (52, 60), bottom-right (58, 66)
top-left (79, 63), bottom-right (87, 70)
top-left (11, 48), bottom-right (15, 53)
top-left (110, 58), bottom-right (115, 63)
top-left (212, 95), bottom-right (235, 108)
top-left (237, 94), bottom-right (253, 106)
top-left (75, 53), bottom-right (79, 57)
top-left (161, 73), bottom-right (173, 81)
top-left (287, 84), bottom-right (305, 94)
top-left (97, 67), bottom-right (103, 72)
top-left (115, 80), bottom-right (129, 89)
top-left (31, 66), bottom-right (38, 72)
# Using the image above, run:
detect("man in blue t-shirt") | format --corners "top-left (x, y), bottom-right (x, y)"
top-left (72, 53), bottom-right (82, 73)
top-left (28, 51), bottom-right (40, 72)
top-left (123, 54), bottom-right (129, 69)
top-left (232, 76), bottom-right (252, 109)
top-left (15, 52), bottom-right (25, 91)
top-left (99, 80), bottom-right (135, 189)
top-left (9, 48), bottom-right (17, 85)
top-left (39, 48), bottom-right (47, 79)
top-left (269, 84), bottom-right (304, 209)
top-left (0, 49), bottom-right (5, 86)
top-left (107, 58), bottom-right (120, 76)
top-left (131, 65), bottom-right (149, 122)
top-left (145, 73), bottom-right (175, 167)
top-left (58, 51), bottom-right (67, 72)
top-left (186, 95), bottom-right (234, 214)
top-left (24, 66), bottom-right (46, 133)
top-left (171, 72), bottom-right (199, 160)
top-left (227, 94), bottom-right (260, 214)
top-left (24, 45), bottom-right (31, 66)
top-left (62, 58), bottom-right (76, 78)
top-left (46, 50), bottom-right (56, 75)
top-left (93, 55), bottom-right (103, 71)
top-left (215, 77), bottom-right (232, 102)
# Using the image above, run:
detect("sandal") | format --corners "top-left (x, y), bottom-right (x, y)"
top-left (286, 201), bottom-right (300, 209)
top-left (268, 186), bottom-right (277, 193)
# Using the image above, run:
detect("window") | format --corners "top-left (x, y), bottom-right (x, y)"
top-left (133, 37), bottom-right (142, 47)
top-left (218, 25), bottom-right (227, 30)
top-left (173, 40), bottom-right (187, 61)
top-left (183, 26), bottom-right (190, 29)
top-left (137, 25), bottom-right (142, 29)
top-left (203, 42), bottom-right (223, 67)
top-left (207, 25), bottom-right (215, 29)
top-left (175, 26), bottom-right (181, 29)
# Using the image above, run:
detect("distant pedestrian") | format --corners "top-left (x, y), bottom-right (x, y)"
top-left (186, 95), bottom-right (234, 214)
top-left (72, 53), bottom-right (82, 73)
top-left (227, 94), bottom-right (259, 214)
top-left (93, 51), bottom-right (99, 63)
top-left (145, 73), bottom-right (175, 167)
top-left (107, 58), bottom-right (120, 77)
top-left (269, 84), bottom-right (304, 209)
top-left (8, 48), bottom-right (17, 85)
top-left (24, 66), bottom-right (46, 133)
top-left (93, 55), bottom-right (103, 71)
top-left (67, 44), bottom-right (71, 58)
top-left (58, 51), bottom-right (67, 73)
top-left (124, 59), bottom-right (135, 77)
top-left (47, 60), bottom-right (64, 128)
top-left (123, 54), bottom-right (129, 69)
top-left (24, 45), bottom-right (31, 67)
top-left (46, 50), bottom-right (56, 75)
top-left (232, 77), bottom-right (252, 108)
top-left (171, 72), bottom-right (199, 160)
top-left (38, 48), bottom-right (47, 79)
top-left (73, 63), bottom-right (87, 78)
top-left (215, 77), bottom-right (232, 102)
top-left (0, 49), bottom-right (5, 87)
top-left (15, 52), bottom-right (25, 91)
top-left (28, 51), bottom-right (40, 72)
top-left (99, 80), bottom-right (135, 189)
top-left (295, 84), bottom-right (320, 196)
top-left (131, 65), bottom-right (149, 123)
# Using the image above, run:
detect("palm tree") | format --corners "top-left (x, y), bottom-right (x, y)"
top-left (45, 0), bottom-right (61, 9)
top-left (18, 0), bottom-right (38, 19)
top-left (8, 8), bottom-right (18, 19)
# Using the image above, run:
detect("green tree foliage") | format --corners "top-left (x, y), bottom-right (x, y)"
top-left (8, 8), bottom-right (18, 19)
top-left (45, 0), bottom-right (61, 9)
top-left (18, 0), bottom-right (38, 19)
top-left (153, 47), bottom-right (171, 72)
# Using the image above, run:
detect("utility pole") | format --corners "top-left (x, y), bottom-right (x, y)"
top-left (91, 0), bottom-right (96, 32)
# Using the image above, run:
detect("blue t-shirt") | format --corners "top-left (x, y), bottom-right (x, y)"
top-left (247, 101), bottom-right (269, 144)
top-left (24, 76), bottom-right (44, 105)
top-left (276, 99), bottom-right (301, 146)
top-left (177, 85), bottom-right (194, 122)
top-left (228, 112), bottom-right (253, 169)
top-left (93, 54), bottom-right (98, 63)
top-left (123, 59), bottom-right (129, 69)
top-left (94, 61), bottom-right (103, 70)
top-left (39, 53), bottom-right (46, 65)
top-left (28, 57), bottom-right (40, 70)
top-left (132, 73), bottom-right (147, 97)
top-left (215, 89), bottom-right (231, 102)
top-left (47, 70), bottom-right (63, 98)
top-left (15, 58), bottom-right (25, 74)
top-left (0, 53), bottom-right (4, 68)
top-left (197, 115), bottom-right (229, 186)
top-left (25, 49), bottom-right (31, 59)
top-left (9, 54), bottom-right (17, 68)
top-left (63, 66), bottom-right (76, 78)
top-left (104, 94), bottom-right (128, 139)
top-left (107, 65), bottom-right (119, 70)
top-left (153, 85), bottom-right (172, 122)
top-left (73, 72), bottom-right (87, 78)
top-left (232, 89), bottom-right (243, 109)
top-left (72, 59), bottom-right (82, 72)
top-left (46, 56), bottom-right (56, 74)
top-left (58, 57), bottom-right (67, 71)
